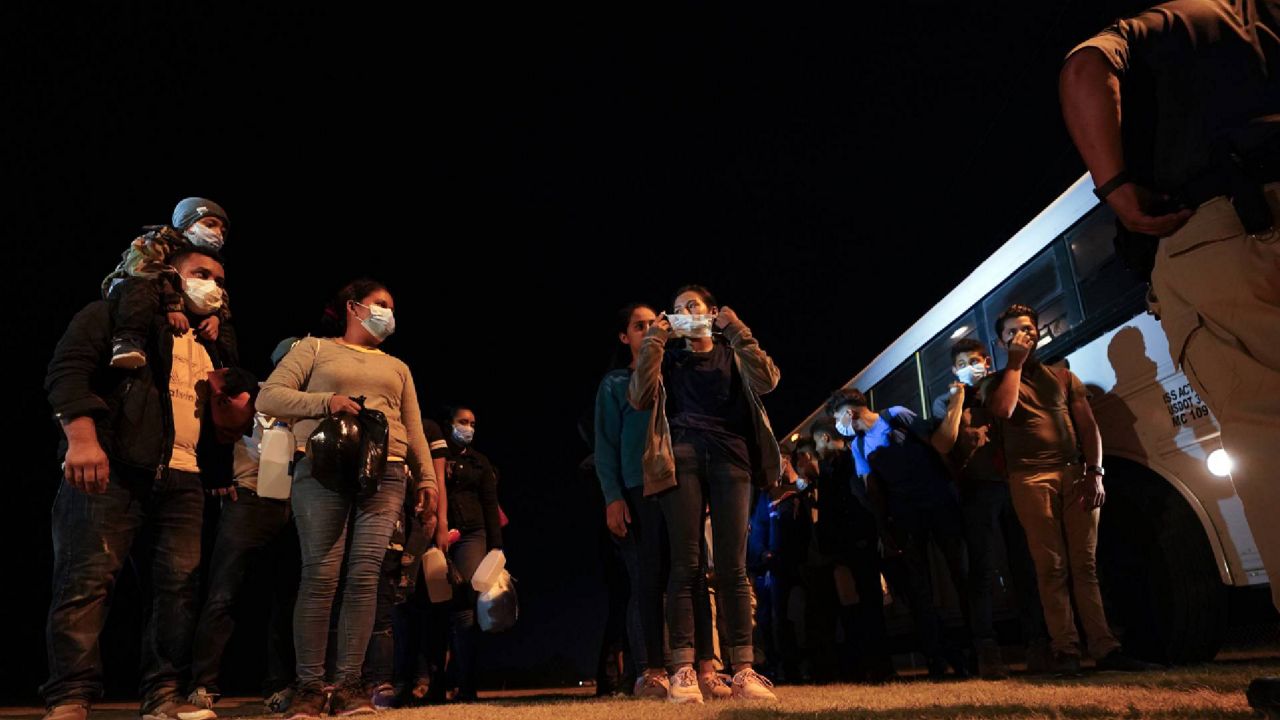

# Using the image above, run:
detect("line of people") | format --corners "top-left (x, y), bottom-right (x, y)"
top-left (42, 199), bottom-right (508, 720)
top-left (592, 297), bottom-right (1163, 705)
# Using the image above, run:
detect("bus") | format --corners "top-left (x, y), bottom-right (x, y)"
top-left (786, 175), bottom-right (1265, 663)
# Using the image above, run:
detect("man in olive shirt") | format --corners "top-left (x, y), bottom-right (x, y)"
top-left (985, 304), bottom-right (1157, 675)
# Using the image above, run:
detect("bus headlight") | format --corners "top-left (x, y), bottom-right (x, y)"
top-left (1207, 449), bottom-right (1233, 478)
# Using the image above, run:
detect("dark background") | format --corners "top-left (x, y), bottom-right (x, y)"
top-left (2, 1), bottom-right (1153, 702)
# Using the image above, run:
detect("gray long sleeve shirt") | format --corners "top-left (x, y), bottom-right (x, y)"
top-left (257, 337), bottom-right (437, 491)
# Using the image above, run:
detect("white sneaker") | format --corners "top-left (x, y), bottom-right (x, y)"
top-left (667, 666), bottom-right (704, 704)
top-left (730, 668), bottom-right (778, 702)
top-left (698, 672), bottom-right (732, 701)
top-left (634, 671), bottom-right (670, 699)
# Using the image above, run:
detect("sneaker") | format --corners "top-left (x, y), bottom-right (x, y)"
top-left (1248, 676), bottom-right (1280, 720)
top-left (1024, 639), bottom-right (1053, 675)
top-left (977, 640), bottom-right (1010, 680)
top-left (140, 698), bottom-right (214, 720)
top-left (1052, 652), bottom-right (1082, 678)
top-left (284, 685), bottom-right (328, 720)
top-left (1094, 649), bottom-right (1164, 673)
top-left (110, 341), bottom-right (147, 369)
top-left (698, 672), bottom-right (732, 701)
top-left (43, 704), bottom-right (88, 720)
top-left (370, 683), bottom-right (396, 710)
top-left (264, 688), bottom-right (294, 714)
top-left (730, 668), bottom-right (778, 702)
top-left (328, 681), bottom-right (375, 716)
top-left (667, 666), bottom-right (704, 705)
top-left (633, 671), bottom-right (670, 699)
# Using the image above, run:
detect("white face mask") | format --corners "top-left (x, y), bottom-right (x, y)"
top-left (668, 313), bottom-right (715, 338)
top-left (184, 223), bottom-right (225, 250)
top-left (354, 301), bottom-right (396, 341)
top-left (183, 276), bottom-right (223, 315)
top-left (835, 419), bottom-right (856, 437)
top-left (956, 363), bottom-right (988, 386)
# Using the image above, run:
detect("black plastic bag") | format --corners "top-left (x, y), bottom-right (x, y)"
top-left (306, 396), bottom-right (389, 496)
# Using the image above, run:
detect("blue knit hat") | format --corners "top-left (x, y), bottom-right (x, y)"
top-left (172, 197), bottom-right (229, 231)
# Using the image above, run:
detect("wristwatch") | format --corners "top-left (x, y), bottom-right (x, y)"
top-left (1085, 464), bottom-right (1105, 477)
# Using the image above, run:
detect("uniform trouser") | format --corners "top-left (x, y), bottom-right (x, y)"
top-left (1007, 464), bottom-right (1120, 659)
top-left (1153, 186), bottom-right (1280, 612)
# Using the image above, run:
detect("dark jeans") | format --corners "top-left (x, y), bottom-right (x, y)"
top-left (108, 275), bottom-right (165, 348)
top-left (42, 468), bottom-right (204, 708)
top-left (757, 568), bottom-right (802, 679)
top-left (962, 480), bottom-right (1046, 644)
top-left (841, 539), bottom-right (893, 677)
top-left (619, 486), bottom-right (715, 672)
top-left (191, 489), bottom-right (298, 696)
top-left (660, 441), bottom-right (754, 667)
top-left (890, 499), bottom-right (970, 671)
top-left (448, 529), bottom-right (488, 697)
top-left (291, 459), bottom-right (407, 688)
top-left (597, 523), bottom-right (631, 693)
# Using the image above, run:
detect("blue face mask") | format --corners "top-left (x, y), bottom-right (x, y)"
top-left (835, 419), bottom-right (856, 437)
top-left (452, 424), bottom-right (474, 445)
top-left (956, 363), bottom-right (988, 386)
top-left (353, 301), bottom-right (396, 341)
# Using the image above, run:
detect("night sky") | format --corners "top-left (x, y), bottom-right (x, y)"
top-left (3, 1), bottom-right (1155, 702)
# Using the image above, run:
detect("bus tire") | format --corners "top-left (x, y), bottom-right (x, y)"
top-left (1096, 457), bottom-right (1226, 664)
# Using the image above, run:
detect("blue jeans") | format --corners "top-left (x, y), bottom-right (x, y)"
top-left (660, 441), bottom-right (754, 667)
top-left (291, 459), bottom-right (407, 687)
top-left (42, 468), bottom-right (205, 708)
top-left (447, 529), bottom-right (488, 697)
top-left (190, 489), bottom-right (298, 696)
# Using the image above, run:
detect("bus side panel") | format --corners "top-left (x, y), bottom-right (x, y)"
top-left (1065, 311), bottom-right (1266, 587)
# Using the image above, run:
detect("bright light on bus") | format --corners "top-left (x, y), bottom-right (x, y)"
top-left (790, 433), bottom-right (800, 443)
top-left (1207, 449), bottom-right (1233, 478)
top-left (950, 326), bottom-right (969, 339)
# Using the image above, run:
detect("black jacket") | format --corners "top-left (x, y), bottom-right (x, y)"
top-left (45, 300), bottom-right (234, 486)
top-left (443, 438), bottom-right (503, 550)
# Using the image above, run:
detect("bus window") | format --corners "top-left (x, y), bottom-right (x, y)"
top-left (982, 245), bottom-right (1080, 367)
top-left (1064, 205), bottom-right (1141, 319)
top-left (870, 355), bottom-right (924, 417)
top-left (919, 314), bottom-right (981, 419)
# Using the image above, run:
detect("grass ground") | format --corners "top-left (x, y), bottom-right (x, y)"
top-left (8, 658), bottom-right (1275, 720)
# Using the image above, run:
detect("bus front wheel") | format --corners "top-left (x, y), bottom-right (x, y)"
top-left (1096, 458), bottom-right (1227, 664)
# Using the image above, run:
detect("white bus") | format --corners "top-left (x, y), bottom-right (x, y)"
top-left (787, 175), bottom-right (1265, 663)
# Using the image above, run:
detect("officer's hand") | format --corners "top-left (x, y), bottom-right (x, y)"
top-left (1108, 184), bottom-right (1194, 238)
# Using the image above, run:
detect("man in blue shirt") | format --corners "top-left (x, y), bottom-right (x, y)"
top-left (827, 388), bottom-right (970, 679)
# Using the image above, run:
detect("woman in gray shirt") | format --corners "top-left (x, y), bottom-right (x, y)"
top-left (257, 278), bottom-right (438, 719)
